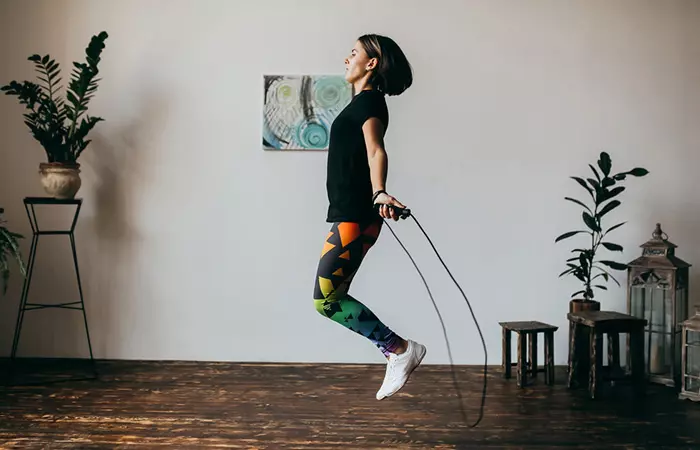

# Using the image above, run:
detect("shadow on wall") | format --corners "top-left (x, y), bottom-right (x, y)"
top-left (80, 90), bottom-right (169, 359)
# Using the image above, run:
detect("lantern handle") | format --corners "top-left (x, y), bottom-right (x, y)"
top-left (652, 223), bottom-right (669, 241)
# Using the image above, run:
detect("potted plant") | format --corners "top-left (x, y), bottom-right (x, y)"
top-left (1, 31), bottom-right (108, 199)
top-left (0, 208), bottom-right (26, 296)
top-left (555, 151), bottom-right (648, 313)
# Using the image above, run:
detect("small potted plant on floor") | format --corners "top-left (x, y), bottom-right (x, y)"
top-left (1, 31), bottom-right (108, 199)
top-left (0, 207), bottom-right (26, 296)
top-left (555, 151), bottom-right (648, 313)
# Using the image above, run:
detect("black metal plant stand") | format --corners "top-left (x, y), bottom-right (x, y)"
top-left (8, 197), bottom-right (97, 382)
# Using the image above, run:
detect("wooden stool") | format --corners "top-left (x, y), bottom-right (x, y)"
top-left (499, 321), bottom-right (558, 387)
top-left (567, 310), bottom-right (647, 399)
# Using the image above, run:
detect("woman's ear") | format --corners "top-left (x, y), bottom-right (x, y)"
top-left (366, 57), bottom-right (378, 71)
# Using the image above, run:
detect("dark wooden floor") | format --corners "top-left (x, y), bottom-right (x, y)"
top-left (1, 359), bottom-right (699, 449)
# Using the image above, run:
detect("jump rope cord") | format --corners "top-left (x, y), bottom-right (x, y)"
top-left (381, 212), bottom-right (487, 428)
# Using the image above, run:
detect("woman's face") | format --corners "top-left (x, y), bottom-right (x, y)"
top-left (344, 40), bottom-right (375, 84)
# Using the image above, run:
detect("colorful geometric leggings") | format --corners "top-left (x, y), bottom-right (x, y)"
top-left (313, 218), bottom-right (404, 357)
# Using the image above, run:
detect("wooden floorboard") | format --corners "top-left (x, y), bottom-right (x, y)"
top-left (1, 358), bottom-right (699, 449)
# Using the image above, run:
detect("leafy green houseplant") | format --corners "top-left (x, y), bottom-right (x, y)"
top-left (1, 31), bottom-right (108, 199)
top-left (0, 208), bottom-right (26, 296)
top-left (555, 152), bottom-right (648, 312)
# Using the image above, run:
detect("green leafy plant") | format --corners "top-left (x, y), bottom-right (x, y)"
top-left (0, 31), bottom-right (108, 164)
top-left (0, 208), bottom-right (26, 296)
top-left (555, 152), bottom-right (648, 301)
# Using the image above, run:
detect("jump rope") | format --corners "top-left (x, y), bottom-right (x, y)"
top-left (373, 200), bottom-right (487, 428)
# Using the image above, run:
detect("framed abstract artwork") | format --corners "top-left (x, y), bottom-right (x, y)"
top-left (262, 75), bottom-right (352, 150)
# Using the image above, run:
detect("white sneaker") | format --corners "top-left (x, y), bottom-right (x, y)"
top-left (376, 340), bottom-right (427, 400)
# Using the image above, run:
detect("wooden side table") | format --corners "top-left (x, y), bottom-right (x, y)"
top-left (567, 310), bottom-right (646, 399)
top-left (499, 321), bottom-right (558, 387)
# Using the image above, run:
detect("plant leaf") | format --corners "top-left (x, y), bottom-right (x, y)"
top-left (564, 197), bottom-right (592, 213)
top-left (555, 230), bottom-right (587, 243)
top-left (589, 164), bottom-right (601, 182)
top-left (628, 168), bottom-right (649, 177)
top-left (571, 177), bottom-right (595, 200)
top-left (587, 178), bottom-right (600, 191)
top-left (559, 268), bottom-right (575, 277)
top-left (582, 212), bottom-right (600, 232)
top-left (600, 186), bottom-right (625, 204)
top-left (598, 152), bottom-right (612, 176)
top-left (602, 242), bottom-right (623, 252)
top-left (605, 221), bottom-right (626, 235)
top-left (571, 290), bottom-right (587, 298)
top-left (593, 266), bottom-right (621, 286)
top-left (0, 226), bottom-right (25, 276)
top-left (599, 260), bottom-right (628, 271)
top-left (597, 200), bottom-right (621, 219)
top-left (594, 285), bottom-right (608, 290)
top-left (592, 272), bottom-right (609, 282)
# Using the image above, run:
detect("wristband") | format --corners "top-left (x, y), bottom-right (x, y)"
top-left (372, 190), bottom-right (387, 202)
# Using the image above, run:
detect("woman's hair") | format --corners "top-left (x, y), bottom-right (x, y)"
top-left (357, 34), bottom-right (413, 96)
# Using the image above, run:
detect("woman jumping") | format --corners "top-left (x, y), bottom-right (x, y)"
top-left (313, 34), bottom-right (426, 400)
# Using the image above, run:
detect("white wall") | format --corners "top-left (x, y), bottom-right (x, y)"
top-left (1, 0), bottom-right (698, 365)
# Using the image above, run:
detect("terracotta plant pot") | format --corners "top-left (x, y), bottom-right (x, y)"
top-left (39, 162), bottom-right (81, 199)
top-left (569, 298), bottom-right (601, 313)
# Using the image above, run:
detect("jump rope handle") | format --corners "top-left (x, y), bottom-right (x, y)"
top-left (372, 191), bottom-right (411, 219)
top-left (373, 203), bottom-right (411, 220)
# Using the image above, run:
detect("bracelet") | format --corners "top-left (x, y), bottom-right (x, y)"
top-left (372, 190), bottom-right (387, 202)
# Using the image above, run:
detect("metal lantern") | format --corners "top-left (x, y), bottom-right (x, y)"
top-left (627, 223), bottom-right (691, 387)
top-left (679, 307), bottom-right (700, 401)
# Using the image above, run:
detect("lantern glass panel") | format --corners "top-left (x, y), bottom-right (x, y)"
top-left (687, 376), bottom-right (700, 393)
top-left (630, 285), bottom-right (645, 318)
top-left (631, 282), bottom-right (677, 376)
top-left (685, 330), bottom-right (700, 393)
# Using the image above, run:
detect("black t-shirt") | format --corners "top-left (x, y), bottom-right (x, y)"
top-left (326, 90), bottom-right (389, 223)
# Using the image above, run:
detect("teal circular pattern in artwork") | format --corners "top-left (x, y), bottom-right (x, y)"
top-left (314, 77), bottom-right (350, 109)
top-left (297, 121), bottom-right (329, 149)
